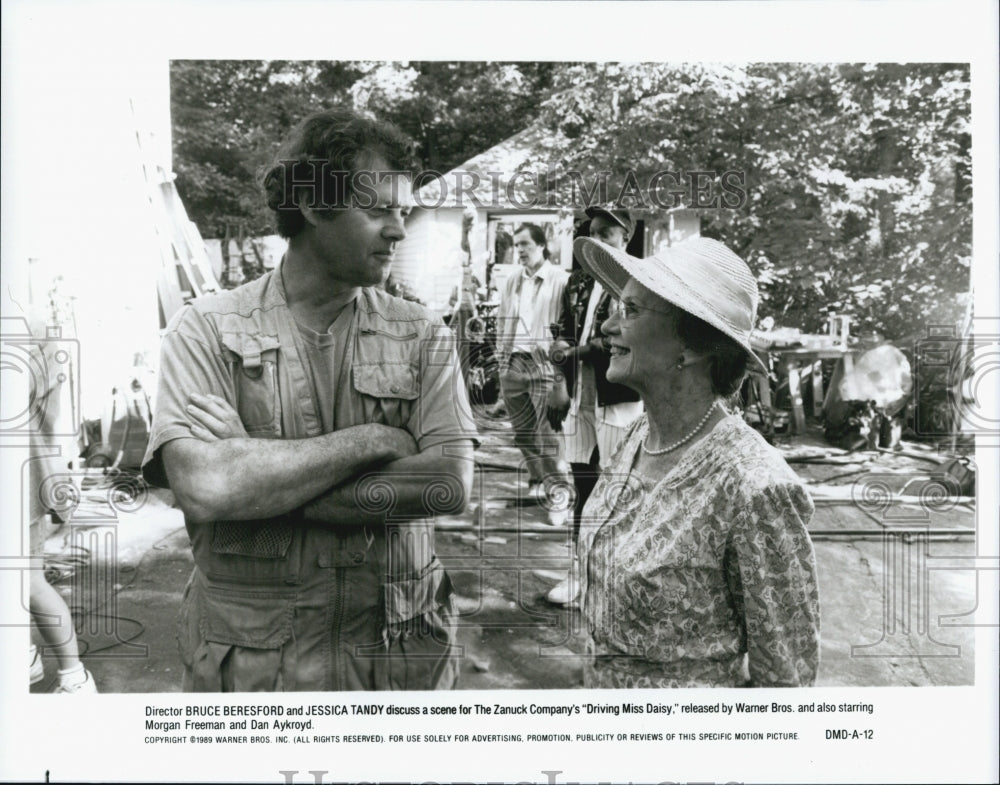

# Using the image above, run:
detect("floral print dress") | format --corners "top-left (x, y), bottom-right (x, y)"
top-left (579, 413), bottom-right (820, 688)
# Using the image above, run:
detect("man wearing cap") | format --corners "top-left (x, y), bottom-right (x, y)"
top-left (545, 207), bottom-right (643, 604)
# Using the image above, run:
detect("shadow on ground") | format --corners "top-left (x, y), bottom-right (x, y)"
top-left (29, 418), bottom-right (977, 692)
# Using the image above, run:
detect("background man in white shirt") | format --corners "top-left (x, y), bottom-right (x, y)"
top-left (495, 223), bottom-right (571, 526)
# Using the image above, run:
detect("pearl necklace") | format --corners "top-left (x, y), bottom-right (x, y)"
top-left (643, 400), bottom-right (720, 456)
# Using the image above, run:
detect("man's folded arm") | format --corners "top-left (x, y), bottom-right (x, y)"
top-left (301, 440), bottom-right (475, 526)
top-left (160, 424), bottom-right (418, 523)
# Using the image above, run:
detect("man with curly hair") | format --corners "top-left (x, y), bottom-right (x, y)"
top-left (143, 109), bottom-right (477, 691)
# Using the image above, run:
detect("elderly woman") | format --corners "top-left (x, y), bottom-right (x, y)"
top-left (572, 235), bottom-right (820, 688)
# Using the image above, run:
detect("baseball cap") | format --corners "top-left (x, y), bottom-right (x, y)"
top-left (585, 207), bottom-right (635, 240)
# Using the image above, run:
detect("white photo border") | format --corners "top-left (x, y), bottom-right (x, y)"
top-left (1, 1), bottom-right (997, 783)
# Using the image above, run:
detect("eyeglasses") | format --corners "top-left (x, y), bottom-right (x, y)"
top-left (612, 298), bottom-right (673, 322)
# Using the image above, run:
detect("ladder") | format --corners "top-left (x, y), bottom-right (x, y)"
top-left (130, 99), bottom-right (220, 327)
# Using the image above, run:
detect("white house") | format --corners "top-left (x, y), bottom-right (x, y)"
top-left (392, 122), bottom-right (702, 316)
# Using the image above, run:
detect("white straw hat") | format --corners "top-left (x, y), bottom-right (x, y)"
top-left (574, 235), bottom-right (769, 376)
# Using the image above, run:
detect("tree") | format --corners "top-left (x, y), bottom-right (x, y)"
top-left (532, 62), bottom-right (971, 340)
top-left (171, 61), bottom-right (971, 340)
top-left (171, 60), bottom-right (348, 238)
top-left (349, 61), bottom-right (557, 173)
top-left (170, 60), bottom-right (559, 238)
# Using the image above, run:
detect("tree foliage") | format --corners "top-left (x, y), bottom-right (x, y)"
top-left (532, 62), bottom-right (971, 339)
top-left (171, 60), bottom-right (556, 237)
top-left (171, 61), bottom-right (971, 339)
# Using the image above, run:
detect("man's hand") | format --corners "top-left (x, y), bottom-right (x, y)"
top-left (546, 376), bottom-right (571, 432)
top-left (586, 334), bottom-right (610, 355)
top-left (548, 339), bottom-right (574, 365)
top-left (185, 393), bottom-right (248, 442)
top-left (166, 393), bottom-right (423, 522)
top-left (303, 440), bottom-right (475, 526)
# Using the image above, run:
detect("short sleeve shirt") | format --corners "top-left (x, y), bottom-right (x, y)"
top-left (143, 272), bottom-right (477, 488)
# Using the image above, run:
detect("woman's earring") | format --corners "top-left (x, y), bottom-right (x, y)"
top-left (675, 358), bottom-right (685, 369)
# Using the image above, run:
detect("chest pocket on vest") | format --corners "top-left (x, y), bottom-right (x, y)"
top-left (221, 333), bottom-right (281, 437)
top-left (353, 362), bottom-right (418, 428)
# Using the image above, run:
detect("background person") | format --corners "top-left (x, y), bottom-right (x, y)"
top-left (26, 335), bottom-right (97, 693)
top-left (573, 235), bottom-right (820, 688)
top-left (545, 208), bottom-right (643, 605)
top-left (29, 502), bottom-right (98, 693)
top-left (495, 223), bottom-right (571, 526)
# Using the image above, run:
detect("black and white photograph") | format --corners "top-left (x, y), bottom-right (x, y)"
top-left (2, 1), bottom-right (998, 783)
